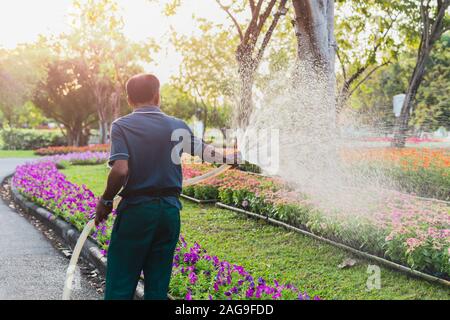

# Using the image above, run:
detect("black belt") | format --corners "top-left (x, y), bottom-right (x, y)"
top-left (120, 187), bottom-right (181, 199)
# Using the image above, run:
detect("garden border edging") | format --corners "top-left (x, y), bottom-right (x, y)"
top-left (8, 178), bottom-right (146, 300)
top-left (215, 202), bottom-right (450, 288)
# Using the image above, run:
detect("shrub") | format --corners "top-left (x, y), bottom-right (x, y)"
top-left (35, 144), bottom-right (110, 156)
top-left (238, 161), bottom-right (262, 174)
top-left (193, 185), bottom-right (219, 200)
top-left (182, 185), bottom-right (196, 197)
top-left (1, 129), bottom-right (66, 150)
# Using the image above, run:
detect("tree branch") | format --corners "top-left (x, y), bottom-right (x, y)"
top-left (243, 0), bottom-right (264, 45)
top-left (420, 0), bottom-right (430, 47)
top-left (257, 0), bottom-right (277, 31)
top-left (254, 0), bottom-right (288, 68)
top-left (348, 61), bottom-right (391, 97)
top-left (430, 0), bottom-right (450, 43)
top-left (335, 46), bottom-right (347, 82)
top-left (216, 0), bottom-right (244, 41)
top-left (249, 0), bottom-right (256, 14)
top-left (374, 13), bottom-right (397, 52)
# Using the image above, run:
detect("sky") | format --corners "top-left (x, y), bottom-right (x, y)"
top-left (0, 0), bottom-right (228, 83)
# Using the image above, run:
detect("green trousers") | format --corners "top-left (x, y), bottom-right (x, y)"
top-left (105, 199), bottom-right (180, 300)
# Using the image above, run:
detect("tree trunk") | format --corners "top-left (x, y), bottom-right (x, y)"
top-left (235, 62), bottom-right (255, 129)
top-left (98, 119), bottom-right (108, 144)
top-left (292, 0), bottom-right (335, 74)
top-left (292, 0), bottom-right (336, 120)
top-left (93, 79), bottom-right (113, 144)
top-left (392, 54), bottom-right (429, 147)
top-left (223, 0), bottom-right (288, 129)
top-left (391, 0), bottom-right (449, 148)
top-left (66, 123), bottom-right (85, 147)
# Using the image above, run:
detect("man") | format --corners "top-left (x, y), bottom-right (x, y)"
top-left (95, 73), bottom-right (239, 300)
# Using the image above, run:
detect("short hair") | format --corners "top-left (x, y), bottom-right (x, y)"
top-left (126, 74), bottom-right (160, 105)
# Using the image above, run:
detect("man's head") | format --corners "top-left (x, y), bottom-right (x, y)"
top-left (126, 73), bottom-right (160, 108)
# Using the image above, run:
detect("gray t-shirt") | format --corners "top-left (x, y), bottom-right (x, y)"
top-left (109, 106), bottom-right (204, 210)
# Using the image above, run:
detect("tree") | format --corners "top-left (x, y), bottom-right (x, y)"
top-left (161, 84), bottom-right (198, 121)
top-left (411, 34), bottom-right (450, 131)
top-left (335, 0), bottom-right (402, 115)
top-left (216, 0), bottom-right (289, 128)
top-left (165, 0), bottom-right (291, 127)
top-left (68, 0), bottom-right (158, 143)
top-left (392, 0), bottom-right (449, 147)
top-left (170, 20), bottom-right (236, 131)
top-left (0, 41), bottom-right (50, 128)
top-left (291, 0), bottom-right (335, 74)
top-left (33, 58), bottom-right (97, 146)
top-left (291, 0), bottom-right (336, 126)
top-left (351, 34), bottom-right (450, 134)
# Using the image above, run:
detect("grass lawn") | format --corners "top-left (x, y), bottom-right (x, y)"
top-left (62, 164), bottom-right (450, 300)
top-left (0, 150), bottom-right (37, 158)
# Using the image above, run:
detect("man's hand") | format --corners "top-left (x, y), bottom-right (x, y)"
top-left (95, 199), bottom-right (113, 226)
top-left (224, 150), bottom-right (243, 167)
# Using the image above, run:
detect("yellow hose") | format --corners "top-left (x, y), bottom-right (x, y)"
top-left (62, 164), bottom-right (232, 300)
top-left (62, 219), bottom-right (96, 300)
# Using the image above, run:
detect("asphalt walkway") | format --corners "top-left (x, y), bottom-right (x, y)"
top-left (0, 159), bottom-right (101, 300)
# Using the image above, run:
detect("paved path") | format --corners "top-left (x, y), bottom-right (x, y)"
top-left (0, 159), bottom-right (101, 300)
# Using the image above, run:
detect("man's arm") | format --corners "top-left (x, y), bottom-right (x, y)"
top-left (102, 160), bottom-right (129, 201)
top-left (95, 122), bottom-right (130, 226)
top-left (95, 161), bottom-right (129, 226)
top-left (201, 144), bottom-right (242, 165)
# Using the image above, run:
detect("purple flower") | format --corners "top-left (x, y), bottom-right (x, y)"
top-left (14, 161), bottom-right (322, 302)
top-left (246, 288), bottom-right (255, 298)
top-left (188, 272), bottom-right (198, 285)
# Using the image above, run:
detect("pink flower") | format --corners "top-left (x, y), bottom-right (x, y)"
top-left (405, 238), bottom-right (422, 253)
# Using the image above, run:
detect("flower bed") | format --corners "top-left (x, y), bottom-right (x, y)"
top-left (12, 161), bottom-right (317, 300)
top-left (180, 165), bottom-right (450, 278)
top-left (172, 236), bottom-right (318, 300)
top-left (342, 148), bottom-right (450, 200)
top-left (34, 144), bottom-right (110, 156)
top-left (359, 137), bottom-right (445, 144)
top-left (44, 151), bottom-right (110, 167)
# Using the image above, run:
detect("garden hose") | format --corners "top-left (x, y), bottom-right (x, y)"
top-left (62, 219), bottom-right (96, 300)
top-left (62, 164), bottom-right (232, 300)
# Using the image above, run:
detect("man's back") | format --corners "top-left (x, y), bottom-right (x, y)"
top-left (96, 73), bottom-right (237, 300)
top-left (109, 105), bottom-right (196, 203)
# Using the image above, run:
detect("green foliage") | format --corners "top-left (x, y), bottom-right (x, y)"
top-left (66, 0), bottom-right (158, 143)
top-left (193, 185), bottom-right (219, 200)
top-left (0, 129), bottom-right (65, 150)
top-left (33, 57), bottom-right (97, 146)
top-left (412, 34), bottom-right (450, 131)
top-left (170, 19), bottom-right (236, 129)
top-left (182, 185), bottom-right (196, 197)
top-left (352, 34), bottom-right (450, 132)
top-left (55, 160), bottom-right (72, 170)
top-left (0, 42), bottom-right (50, 128)
top-left (384, 166), bottom-right (450, 201)
top-left (335, 0), bottom-right (404, 100)
top-left (161, 84), bottom-right (198, 121)
top-left (237, 161), bottom-right (262, 174)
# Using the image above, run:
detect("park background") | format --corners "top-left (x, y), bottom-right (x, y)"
top-left (0, 0), bottom-right (449, 300)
